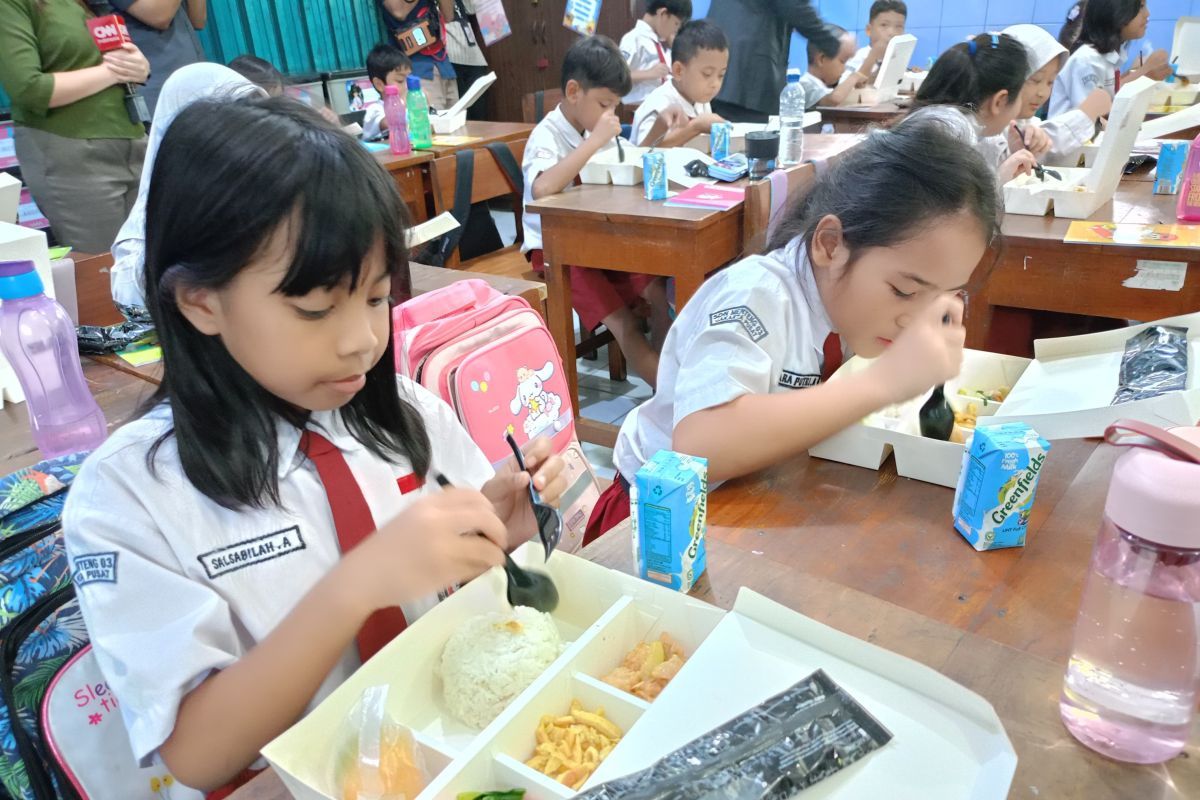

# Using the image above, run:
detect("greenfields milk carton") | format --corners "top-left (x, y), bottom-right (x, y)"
top-left (630, 450), bottom-right (708, 591)
top-left (953, 422), bottom-right (1052, 551)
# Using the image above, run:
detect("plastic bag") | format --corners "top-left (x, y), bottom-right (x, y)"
top-left (1112, 325), bottom-right (1189, 405)
top-left (331, 686), bottom-right (427, 800)
top-left (575, 670), bottom-right (892, 800)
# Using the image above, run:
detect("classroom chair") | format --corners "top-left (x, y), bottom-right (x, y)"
top-left (522, 89), bottom-right (564, 124)
top-left (741, 162), bottom-right (821, 257)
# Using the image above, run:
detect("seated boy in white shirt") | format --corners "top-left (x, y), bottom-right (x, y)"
top-left (630, 20), bottom-right (728, 148)
top-left (846, 0), bottom-right (906, 77)
top-left (362, 43), bottom-right (413, 141)
top-left (522, 36), bottom-right (671, 388)
top-left (801, 26), bottom-right (883, 110)
top-left (619, 0), bottom-right (691, 105)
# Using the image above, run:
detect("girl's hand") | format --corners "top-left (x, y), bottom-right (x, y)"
top-left (1008, 121), bottom-right (1051, 158)
top-left (1079, 88), bottom-right (1113, 121)
top-left (102, 43), bottom-right (150, 84)
top-left (868, 293), bottom-right (965, 405)
top-left (482, 437), bottom-right (568, 547)
top-left (348, 489), bottom-right (507, 611)
top-left (998, 150), bottom-right (1038, 184)
top-left (1143, 49), bottom-right (1172, 81)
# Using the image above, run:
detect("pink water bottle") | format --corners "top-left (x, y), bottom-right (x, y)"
top-left (1177, 133), bottom-right (1200, 221)
top-left (0, 260), bottom-right (107, 457)
top-left (384, 84), bottom-right (411, 156)
top-left (1060, 421), bottom-right (1200, 764)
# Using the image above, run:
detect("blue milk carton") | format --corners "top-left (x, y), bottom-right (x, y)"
top-left (630, 450), bottom-right (708, 591)
top-left (643, 151), bottom-right (668, 201)
top-left (952, 422), bottom-right (1052, 551)
top-left (710, 121), bottom-right (732, 161)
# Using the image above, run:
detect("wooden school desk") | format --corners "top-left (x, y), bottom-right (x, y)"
top-left (527, 134), bottom-right (865, 447)
top-left (813, 100), bottom-right (906, 132)
top-left (375, 121), bottom-right (534, 222)
top-left (968, 176), bottom-right (1200, 352)
top-left (222, 436), bottom-right (1199, 800)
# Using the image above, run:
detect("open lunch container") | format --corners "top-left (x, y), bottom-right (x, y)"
top-left (810, 313), bottom-right (1200, 488)
top-left (1003, 77), bottom-right (1158, 219)
top-left (262, 545), bottom-right (1017, 799)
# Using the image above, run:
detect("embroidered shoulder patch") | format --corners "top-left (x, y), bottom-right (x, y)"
top-left (73, 552), bottom-right (118, 588)
top-left (709, 306), bottom-right (769, 342)
top-left (779, 370), bottom-right (820, 389)
top-left (197, 526), bottom-right (306, 580)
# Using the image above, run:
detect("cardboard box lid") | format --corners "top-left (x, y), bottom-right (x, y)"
top-left (1172, 17), bottom-right (1200, 76)
top-left (988, 313), bottom-right (1200, 439)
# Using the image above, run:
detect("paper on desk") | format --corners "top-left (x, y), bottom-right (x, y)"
top-left (429, 135), bottom-right (481, 146)
top-left (117, 342), bottom-right (162, 367)
top-left (661, 147), bottom-right (715, 188)
top-left (405, 211), bottom-right (459, 248)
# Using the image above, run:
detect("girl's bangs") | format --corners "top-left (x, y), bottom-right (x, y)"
top-left (273, 127), bottom-right (408, 297)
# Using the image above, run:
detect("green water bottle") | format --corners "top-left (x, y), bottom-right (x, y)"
top-left (406, 75), bottom-right (433, 149)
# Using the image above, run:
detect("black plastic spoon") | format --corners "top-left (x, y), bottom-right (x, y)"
top-left (918, 385), bottom-right (955, 441)
top-left (434, 474), bottom-right (559, 613)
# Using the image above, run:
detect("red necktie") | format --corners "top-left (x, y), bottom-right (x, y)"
top-left (821, 332), bottom-right (843, 382)
top-left (653, 40), bottom-right (668, 82)
top-left (300, 430), bottom-right (407, 662)
top-left (1114, 68), bottom-right (1121, 94)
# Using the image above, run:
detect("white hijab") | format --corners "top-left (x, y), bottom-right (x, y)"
top-left (1003, 24), bottom-right (1069, 80)
top-left (110, 63), bottom-right (267, 310)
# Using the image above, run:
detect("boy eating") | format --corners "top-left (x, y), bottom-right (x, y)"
top-left (801, 26), bottom-right (883, 109)
top-left (619, 0), bottom-right (692, 105)
top-left (630, 20), bottom-right (728, 148)
top-left (362, 43), bottom-right (413, 141)
top-left (846, 0), bottom-right (907, 77)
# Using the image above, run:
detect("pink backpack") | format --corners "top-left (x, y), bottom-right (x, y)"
top-left (394, 279), bottom-right (598, 552)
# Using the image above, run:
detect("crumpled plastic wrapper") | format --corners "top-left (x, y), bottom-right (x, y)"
top-left (76, 303), bottom-right (154, 355)
top-left (1112, 325), bottom-right (1189, 405)
top-left (576, 670), bottom-right (892, 800)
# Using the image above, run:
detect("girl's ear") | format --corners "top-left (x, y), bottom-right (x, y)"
top-left (809, 214), bottom-right (850, 275)
top-left (175, 284), bottom-right (224, 336)
top-left (985, 89), bottom-right (1010, 117)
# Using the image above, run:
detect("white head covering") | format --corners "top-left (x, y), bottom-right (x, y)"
top-left (110, 64), bottom-right (267, 309)
top-left (1003, 24), bottom-right (1069, 80)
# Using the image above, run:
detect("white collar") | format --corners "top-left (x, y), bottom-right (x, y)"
top-left (635, 19), bottom-right (658, 41)
top-left (778, 238), bottom-right (835, 341)
top-left (546, 105), bottom-right (584, 146)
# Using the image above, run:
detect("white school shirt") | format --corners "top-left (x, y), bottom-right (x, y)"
top-left (362, 99), bottom-right (386, 141)
top-left (903, 105), bottom-right (1005, 176)
top-left (62, 376), bottom-right (493, 766)
top-left (1049, 44), bottom-right (1123, 118)
top-left (844, 45), bottom-right (870, 75)
top-left (520, 105), bottom-right (617, 253)
top-left (620, 20), bottom-right (670, 104)
top-left (613, 237), bottom-right (841, 485)
top-left (798, 71), bottom-right (832, 109)
top-left (1038, 110), bottom-right (1096, 167)
top-left (630, 79), bottom-right (712, 145)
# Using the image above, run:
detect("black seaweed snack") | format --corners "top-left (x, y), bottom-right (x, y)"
top-left (576, 670), bottom-right (892, 800)
top-left (1112, 325), bottom-right (1188, 405)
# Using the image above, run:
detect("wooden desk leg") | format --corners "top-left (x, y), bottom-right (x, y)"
top-left (544, 250), bottom-right (579, 420)
top-left (675, 272), bottom-right (705, 309)
top-left (965, 288), bottom-right (996, 351)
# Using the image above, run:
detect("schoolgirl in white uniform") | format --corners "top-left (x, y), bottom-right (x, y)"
top-left (63, 97), bottom-right (566, 797)
top-left (583, 114), bottom-right (1000, 542)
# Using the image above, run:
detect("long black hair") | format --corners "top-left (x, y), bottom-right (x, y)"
top-left (1076, 0), bottom-right (1141, 55)
top-left (914, 33), bottom-right (1027, 113)
top-left (141, 95), bottom-right (430, 509)
top-left (1059, 2), bottom-right (1087, 49)
top-left (770, 113), bottom-right (1000, 267)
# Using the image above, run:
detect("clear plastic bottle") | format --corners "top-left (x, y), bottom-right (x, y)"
top-left (384, 84), bottom-right (411, 156)
top-left (778, 68), bottom-right (806, 167)
top-left (405, 75), bottom-right (432, 150)
top-left (1060, 425), bottom-right (1200, 764)
top-left (0, 260), bottom-right (107, 457)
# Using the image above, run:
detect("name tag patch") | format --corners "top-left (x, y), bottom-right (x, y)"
top-left (709, 306), bottom-right (768, 342)
top-left (73, 552), bottom-right (118, 588)
top-left (779, 370), bottom-right (820, 389)
top-left (198, 526), bottom-right (306, 579)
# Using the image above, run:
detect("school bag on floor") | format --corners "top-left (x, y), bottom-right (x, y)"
top-left (394, 279), bottom-right (600, 552)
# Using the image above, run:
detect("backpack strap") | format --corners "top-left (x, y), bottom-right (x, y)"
top-left (436, 148), bottom-right (476, 265)
top-left (534, 90), bottom-right (545, 122)
top-left (483, 141), bottom-right (523, 194)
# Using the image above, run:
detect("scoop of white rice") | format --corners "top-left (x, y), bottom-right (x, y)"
top-left (440, 607), bottom-right (563, 729)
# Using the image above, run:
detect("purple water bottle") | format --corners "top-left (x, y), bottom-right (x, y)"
top-left (384, 84), bottom-right (411, 156)
top-left (0, 260), bottom-right (107, 457)
top-left (1060, 421), bottom-right (1200, 764)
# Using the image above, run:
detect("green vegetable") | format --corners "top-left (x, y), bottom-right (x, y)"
top-left (456, 791), bottom-right (526, 800)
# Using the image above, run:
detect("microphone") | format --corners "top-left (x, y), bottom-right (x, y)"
top-left (87, 14), bottom-right (150, 126)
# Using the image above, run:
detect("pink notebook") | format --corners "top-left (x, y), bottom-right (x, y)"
top-left (663, 184), bottom-right (746, 210)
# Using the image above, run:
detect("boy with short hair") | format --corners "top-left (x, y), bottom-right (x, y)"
top-left (846, 0), bottom-right (906, 76)
top-left (362, 43), bottom-right (414, 140)
top-left (804, 26), bottom-right (883, 108)
top-left (619, 0), bottom-right (692, 105)
top-left (522, 36), bottom-right (671, 388)
top-left (631, 20), bottom-right (728, 147)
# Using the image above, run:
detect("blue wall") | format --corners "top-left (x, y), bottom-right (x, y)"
top-left (691, 0), bottom-right (1200, 73)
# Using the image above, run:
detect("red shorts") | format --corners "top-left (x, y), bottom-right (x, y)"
top-left (583, 476), bottom-right (632, 546)
top-left (206, 767), bottom-right (264, 800)
top-left (529, 250), bottom-right (655, 332)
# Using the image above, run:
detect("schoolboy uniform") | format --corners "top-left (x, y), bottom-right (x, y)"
top-left (62, 377), bottom-right (492, 768)
top-left (521, 106), bottom-right (652, 332)
top-left (362, 99), bottom-right (385, 140)
top-left (620, 19), bottom-right (671, 104)
top-left (1049, 44), bottom-right (1123, 118)
top-left (798, 71), bottom-right (832, 108)
top-left (585, 237), bottom-right (844, 541)
top-left (630, 78), bottom-right (712, 145)
top-left (845, 45), bottom-right (871, 75)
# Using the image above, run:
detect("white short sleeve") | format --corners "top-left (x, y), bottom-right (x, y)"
top-left (63, 454), bottom-right (242, 766)
top-left (398, 376), bottom-right (494, 489)
top-left (798, 72), bottom-right (831, 109)
top-left (362, 102), bottom-right (385, 141)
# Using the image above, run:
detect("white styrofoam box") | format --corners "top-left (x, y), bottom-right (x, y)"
top-left (1172, 17), bottom-right (1200, 78)
top-left (1004, 77), bottom-right (1159, 219)
top-left (430, 71), bottom-right (496, 134)
top-left (843, 34), bottom-right (917, 106)
top-left (0, 223), bottom-right (52, 406)
top-left (263, 546), bottom-right (1017, 799)
top-left (1151, 85), bottom-right (1200, 109)
top-left (579, 144), bottom-right (646, 186)
top-left (809, 349), bottom-right (1031, 488)
top-left (899, 70), bottom-right (927, 94)
top-left (0, 173), bottom-right (19, 225)
top-left (49, 258), bottom-right (78, 325)
top-left (987, 312), bottom-right (1200, 439)
top-left (1141, 101), bottom-right (1200, 140)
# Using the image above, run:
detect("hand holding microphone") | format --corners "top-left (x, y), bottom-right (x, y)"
top-left (87, 14), bottom-right (151, 125)
top-left (102, 44), bottom-right (149, 85)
